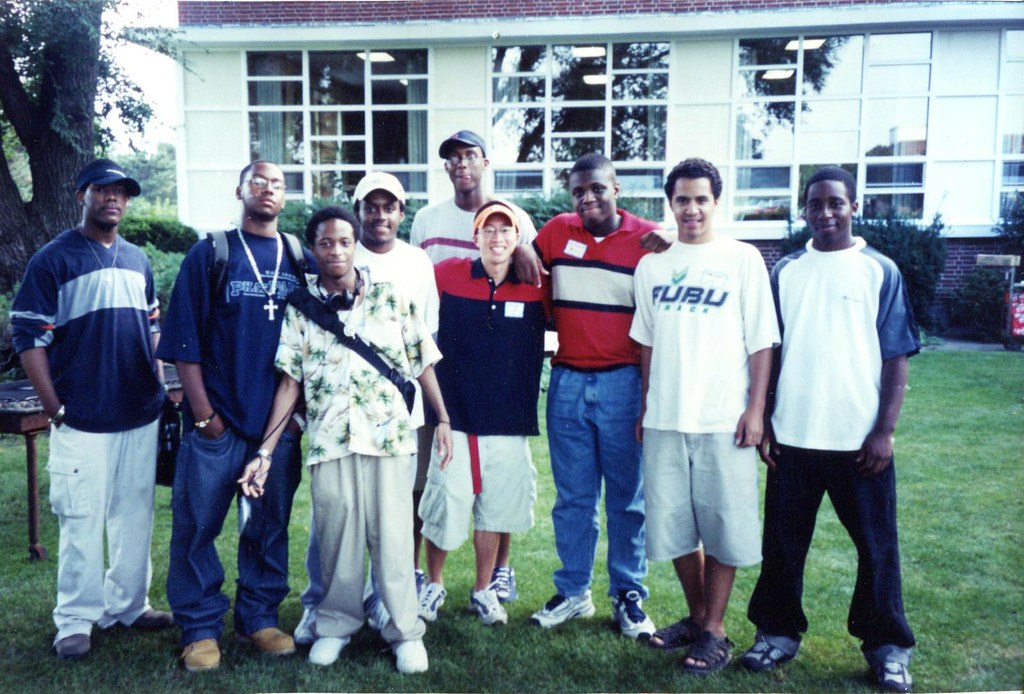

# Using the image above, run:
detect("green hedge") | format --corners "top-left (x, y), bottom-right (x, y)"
top-left (948, 268), bottom-right (1006, 342)
top-left (119, 215), bottom-right (198, 254)
top-left (781, 215), bottom-right (948, 330)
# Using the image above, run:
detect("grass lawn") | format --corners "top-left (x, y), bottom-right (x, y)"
top-left (1, 350), bottom-right (1021, 693)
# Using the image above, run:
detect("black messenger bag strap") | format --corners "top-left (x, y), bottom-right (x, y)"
top-left (286, 288), bottom-right (417, 413)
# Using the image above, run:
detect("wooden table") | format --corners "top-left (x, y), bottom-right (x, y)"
top-left (0, 368), bottom-right (180, 561)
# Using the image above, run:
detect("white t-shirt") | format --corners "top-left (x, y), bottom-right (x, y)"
top-left (630, 237), bottom-right (779, 433)
top-left (410, 197), bottom-right (538, 264)
top-left (770, 237), bottom-right (919, 451)
top-left (355, 239), bottom-right (439, 333)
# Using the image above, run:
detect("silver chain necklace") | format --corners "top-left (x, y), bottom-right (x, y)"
top-left (236, 228), bottom-right (283, 320)
top-left (79, 229), bottom-right (119, 283)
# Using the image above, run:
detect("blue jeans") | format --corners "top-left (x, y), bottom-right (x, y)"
top-left (546, 365), bottom-right (648, 598)
top-left (747, 444), bottom-right (916, 652)
top-left (167, 428), bottom-right (301, 645)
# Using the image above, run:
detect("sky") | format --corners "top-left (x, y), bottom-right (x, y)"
top-left (106, 0), bottom-right (180, 154)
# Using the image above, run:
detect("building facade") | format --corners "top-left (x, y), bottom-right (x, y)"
top-left (174, 0), bottom-right (1023, 270)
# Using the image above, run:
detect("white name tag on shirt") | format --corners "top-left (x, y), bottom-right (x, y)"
top-left (563, 239), bottom-right (587, 258)
top-left (505, 301), bottom-right (525, 318)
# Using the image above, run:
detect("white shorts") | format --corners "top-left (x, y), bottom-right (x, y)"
top-left (418, 431), bottom-right (537, 551)
top-left (642, 429), bottom-right (761, 567)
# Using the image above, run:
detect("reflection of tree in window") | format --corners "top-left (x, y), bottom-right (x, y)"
top-left (612, 106), bottom-right (665, 161)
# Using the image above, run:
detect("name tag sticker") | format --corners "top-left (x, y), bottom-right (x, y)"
top-left (505, 302), bottom-right (525, 318)
top-left (563, 239), bottom-right (587, 259)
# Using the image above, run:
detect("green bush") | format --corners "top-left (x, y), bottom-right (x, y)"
top-left (276, 197), bottom-right (423, 245)
top-left (948, 268), bottom-right (1006, 342)
top-left (780, 215), bottom-right (948, 330)
top-left (140, 244), bottom-right (185, 325)
top-left (0, 288), bottom-right (18, 379)
top-left (996, 194), bottom-right (1024, 260)
top-left (510, 190), bottom-right (573, 229)
top-left (119, 215), bottom-right (198, 254)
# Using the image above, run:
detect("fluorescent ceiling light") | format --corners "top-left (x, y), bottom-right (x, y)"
top-left (360, 51), bottom-right (394, 62)
top-left (572, 46), bottom-right (606, 59)
top-left (582, 74), bottom-right (608, 85)
top-left (786, 38), bottom-right (826, 51)
top-left (762, 69), bottom-right (795, 80)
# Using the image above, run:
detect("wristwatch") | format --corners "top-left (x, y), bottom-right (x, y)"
top-left (196, 412), bottom-right (217, 429)
top-left (50, 405), bottom-right (66, 427)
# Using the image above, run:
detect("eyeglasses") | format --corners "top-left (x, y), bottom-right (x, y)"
top-left (246, 175), bottom-right (286, 192)
top-left (446, 153), bottom-right (482, 166)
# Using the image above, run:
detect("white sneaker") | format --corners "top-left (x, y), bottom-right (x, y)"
top-left (418, 582), bottom-right (447, 622)
top-left (308, 636), bottom-right (350, 666)
top-left (393, 638), bottom-right (428, 674)
top-left (293, 608), bottom-right (316, 646)
top-left (611, 589), bottom-right (656, 640)
top-left (469, 587), bottom-right (508, 626)
top-left (531, 590), bottom-right (596, 628)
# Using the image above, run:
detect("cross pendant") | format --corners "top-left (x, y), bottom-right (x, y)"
top-left (264, 297), bottom-right (278, 320)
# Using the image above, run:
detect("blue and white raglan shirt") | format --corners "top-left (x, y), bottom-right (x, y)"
top-left (11, 229), bottom-right (163, 433)
top-left (770, 237), bottom-right (920, 452)
top-left (156, 230), bottom-right (314, 441)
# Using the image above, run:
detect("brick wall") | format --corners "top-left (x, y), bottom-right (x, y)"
top-left (178, 0), bottom-right (924, 25)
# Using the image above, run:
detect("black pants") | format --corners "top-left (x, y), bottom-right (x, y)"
top-left (747, 444), bottom-right (916, 651)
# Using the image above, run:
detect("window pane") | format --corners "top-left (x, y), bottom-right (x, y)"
top-left (612, 105), bottom-right (666, 160)
top-left (248, 81), bottom-right (301, 106)
top-left (865, 64), bottom-right (930, 94)
top-left (392, 171), bottom-right (427, 194)
top-left (312, 111), bottom-right (365, 137)
top-left (739, 38), bottom-right (796, 66)
top-left (863, 98), bottom-right (928, 156)
top-left (1001, 190), bottom-right (1023, 213)
top-left (733, 195), bottom-right (790, 221)
top-left (866, 163), bottom-right (924, 188)
top-left (492, 108), bottom-right (545, 163)
top-left (736, 102), bottom-right (795, 160)
top-left (613, 42), bottom-right (669, 69)
top-left (862, 193), bottom-right (924, 219)
top-left (283, 172), bottom-right (303, 195)
top-left (310, 52), bottom-right (364, 105)
top-left (372, 78), bottom-right (427, 105)
top-left (249, 112), bottom-right (303, 164)
top-left (371, 49), bottom-right (427, 75)
top-left (553, 106), bottom-right (604, 133)
top-left (798, 164), bottom-right (856, 206)
top-left (552, 137), bottom-right (604, 162)
top-left (802, 36), bottom-right (864, 97)
top-left (492, 45), bottom-right (546, 73)
top-left (801, 99), bottom-right (860, 130)
top-left (495, 170), bottom-right (544, 193)
top-left (552, 45), bottom-right (607, 101)
top-left (619, 197), bottom-right (664, 221)
top-left (312, 170), bottom-right (363, 200)
top-left (372, 111), bottom-right (427, 164)
top-left (1007, 31), bottom-right (1024, 59)
top-left (613, 73), bottom-right (668, 100)
top-left (618, 168), bottom-right (665, 191)
top-left (800, 99), bottom-right (860, 159)
top-left (736, 166), bottom-right (790, 190)
top-left (1004, 162), bottom-right (1024, 186)
top-left (1003, 95), bottom-right (1024, 154)
top-left (738, 69), bottom-right (797, 98)
top-left (247, 52), bottom-right (301, 77)
top-left (868, 33), bottom-right (931, 62)
top-left (311, 141), bottom-right (365, 165)
top-left (493, 76), bottom-right (545, 102)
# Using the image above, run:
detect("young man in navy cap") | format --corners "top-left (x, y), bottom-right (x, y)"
top-left (12, 158), bottom-right (172, 660)
top-left (408, 130), bottom-right (538, 604)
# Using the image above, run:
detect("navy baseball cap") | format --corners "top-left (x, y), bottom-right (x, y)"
top-left (75, 158), bottom-right (142, 197)
top-left (439, 130), bottom-right (487, 159)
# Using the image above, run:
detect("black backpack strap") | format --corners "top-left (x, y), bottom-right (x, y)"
top-left (286, 288), bottom-right (417, 413)
top-left (207, 230), bottom-right (230, 300)
top-left (281, 232), bottom-right (309, 288)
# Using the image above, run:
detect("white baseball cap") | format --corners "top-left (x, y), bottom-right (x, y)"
top-left (353, 171), bottom-right (406, 204)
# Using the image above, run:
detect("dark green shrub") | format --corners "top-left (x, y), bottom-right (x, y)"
top-left (140, 244), bottom-right (186, 325)
top-left (120, 215), bottom-right (198, 254)
top-left (948, 268), bottom-right (1006, 342)
top-left (996, 195), bottom-right (1024, 260)
top-left (779, 215), bottom-right (947, 330)
top-left (277, 197), bottom-right (422, 244)
top-left (510, 190), bottom-right (573, 229)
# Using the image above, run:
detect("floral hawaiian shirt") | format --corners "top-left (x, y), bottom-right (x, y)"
top-left (275, 278), bottom-right (441, 465)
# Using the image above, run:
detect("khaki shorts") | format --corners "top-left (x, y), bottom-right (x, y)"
top-left (642, 429), bottom-right (762, 567)
top-left (418, 431), bottom-right (537, 551)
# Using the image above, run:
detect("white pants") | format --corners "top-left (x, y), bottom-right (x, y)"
top-left (47, 420), bottom-right (159, 643)
top-left (311, 454), bottom-right (425, 644)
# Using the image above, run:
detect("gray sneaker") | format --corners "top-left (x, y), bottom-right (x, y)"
top-left (531, 590), bottom-right (596, 628)
top-left (611, 589), bottom-right (655, 640)
top-left (469, 587), bottom-right (508, 626)
top-left (418, 582), bottom-right (447, 622)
